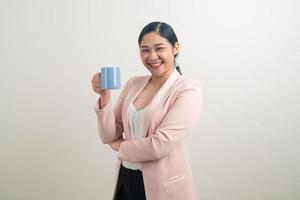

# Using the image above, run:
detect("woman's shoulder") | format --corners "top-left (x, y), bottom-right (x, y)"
top-left (125, 75), bottom-right (149, 85)
top-left (122, 75), bottom-right (150, 90)
top-left (129, 75), bottom-right (149, 83)
top-left (174, 75), bottom-right (202, 92)
top-left (168, 76), bottom-right (202, 103)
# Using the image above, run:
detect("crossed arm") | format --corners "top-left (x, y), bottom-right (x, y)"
top-left (95, 77), bottom-right (201, 162)
top-left (103, 82), bottom-right (201, 162)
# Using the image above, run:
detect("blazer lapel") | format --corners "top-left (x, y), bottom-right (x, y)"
top-left (142, 69), bottom-right (180, 137)
top-left (122, 70), bottom-right (180, 139)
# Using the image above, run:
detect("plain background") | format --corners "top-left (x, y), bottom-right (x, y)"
top-left (1, 0), bottom-right (299, 199)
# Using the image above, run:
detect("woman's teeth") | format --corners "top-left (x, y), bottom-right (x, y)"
top-left (150, 62), bottom-right (162, 67)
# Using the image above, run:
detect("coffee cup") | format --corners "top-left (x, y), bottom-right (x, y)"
top-left (101, 67), bottom-right (121, 90)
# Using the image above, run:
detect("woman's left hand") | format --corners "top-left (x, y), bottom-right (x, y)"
top-left (109, 138), bottom-right (124, 152)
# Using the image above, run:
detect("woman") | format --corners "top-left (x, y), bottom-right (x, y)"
top-left (91, 22), bottom-right (202, 200)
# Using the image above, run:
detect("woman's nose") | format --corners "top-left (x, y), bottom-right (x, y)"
top-left (149, 51), bottom-right (158, 60)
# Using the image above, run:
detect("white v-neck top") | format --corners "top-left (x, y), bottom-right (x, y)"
top-left (122, 103), bottom-right (145, 170)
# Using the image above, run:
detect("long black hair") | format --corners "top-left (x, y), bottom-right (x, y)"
top-left (138, 22), bottom-right (182, 75)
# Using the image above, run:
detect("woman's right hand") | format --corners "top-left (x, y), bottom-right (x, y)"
top-left (91, 72), bottom-right (110, 96)
top-left (109, 138), bottom-right (124, 152)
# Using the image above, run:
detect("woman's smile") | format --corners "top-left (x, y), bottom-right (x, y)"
top-left (148, 61), bottom-right (163, 68)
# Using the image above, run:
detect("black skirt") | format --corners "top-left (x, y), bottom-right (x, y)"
top-left (115, 164), bottom-right (146, 200)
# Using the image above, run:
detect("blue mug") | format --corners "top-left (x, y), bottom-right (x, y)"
top-left (101, 67), bottom-right (121, 90)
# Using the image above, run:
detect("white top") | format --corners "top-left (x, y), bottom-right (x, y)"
top-left (122, 103), bottom-right (145, 170)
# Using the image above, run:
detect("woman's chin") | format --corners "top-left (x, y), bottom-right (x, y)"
top-left (149, 65), bottom-right (163, 75)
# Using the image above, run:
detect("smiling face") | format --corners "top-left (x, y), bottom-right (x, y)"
top-left (139, 32), bottom-right (179, 78)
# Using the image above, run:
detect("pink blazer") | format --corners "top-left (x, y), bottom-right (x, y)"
top-left (94, 69), bottom-right (202, 200)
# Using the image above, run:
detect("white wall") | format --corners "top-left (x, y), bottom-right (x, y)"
top-left (1, 0), bottom-right (299, 199)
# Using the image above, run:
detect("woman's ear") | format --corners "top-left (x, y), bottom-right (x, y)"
top-left (173, 42), bottom-right (180, 55)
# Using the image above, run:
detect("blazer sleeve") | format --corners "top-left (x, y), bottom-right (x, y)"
top-left (118, 80), bottom-right (202, 162)
top-left (94, 78), bottom-right (134, 144)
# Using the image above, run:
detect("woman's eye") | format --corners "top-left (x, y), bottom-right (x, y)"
top-left (141, 49), bottom-right (149, 53)
top-left (156, 47), bottom-right (164, 51)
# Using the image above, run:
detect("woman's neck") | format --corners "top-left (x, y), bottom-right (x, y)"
top-left (149, 68), bottom-right (174, 86)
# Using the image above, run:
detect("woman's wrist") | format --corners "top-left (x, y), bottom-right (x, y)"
top-left (99, 93), bottom-right (111, 108)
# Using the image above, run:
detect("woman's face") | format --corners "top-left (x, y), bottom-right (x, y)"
top-left (139, 32), bottom-right (179, 78)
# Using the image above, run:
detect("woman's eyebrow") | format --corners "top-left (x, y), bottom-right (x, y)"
top-left (140, 43), bottom-right (167, 48)
top-left (154, 43), bottom-right (166, 46)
